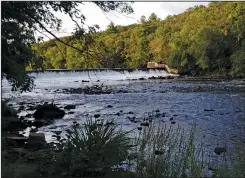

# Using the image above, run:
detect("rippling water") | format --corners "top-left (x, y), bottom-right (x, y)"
top-left (2, 70), bottom-right (245, 156)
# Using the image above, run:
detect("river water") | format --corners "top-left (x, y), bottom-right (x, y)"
top-left (2, 69), bottom-right (245, 156)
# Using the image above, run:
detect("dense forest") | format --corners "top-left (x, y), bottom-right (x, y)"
top-left (32, 2), bottom-right (245, 77)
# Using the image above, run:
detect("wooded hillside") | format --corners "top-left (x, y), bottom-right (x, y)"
top-left (32, 2), bottom-right (245, 77)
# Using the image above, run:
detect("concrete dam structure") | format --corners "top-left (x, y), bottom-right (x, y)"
top-left (147, 62), bottom-right (179, 74)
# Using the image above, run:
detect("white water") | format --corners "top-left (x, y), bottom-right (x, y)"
top-left (2, 69), bottom-right (177, 92)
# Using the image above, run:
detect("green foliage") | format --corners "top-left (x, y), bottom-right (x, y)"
top-left (40, 118), bottom-right (132, 177)
top-left (33, 2), bottom-right (245, 77)
top-left (133, 123), bottom-right (205, 177)
top-left (2, 117), bottom-right (245, 177)
top-left (1, 1), bottom-right (133, 91)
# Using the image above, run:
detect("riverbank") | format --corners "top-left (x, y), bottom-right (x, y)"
top-left (2, 116), bottom-right (245, 178)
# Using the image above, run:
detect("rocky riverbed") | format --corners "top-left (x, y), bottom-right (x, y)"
top-left (2, 71), bottom-right (245, 155)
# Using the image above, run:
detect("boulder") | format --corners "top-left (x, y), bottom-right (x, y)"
top-left (18, 105), bottom-right (25, 111)
top-left (52, 131), bottom-right (62, 136)
top-left (137, 127), bottom-right (142, 131)
top-left (25, 113), bottom-right (32, 118)
top-left (64, 104), bottom-right (76, 110)
top-left (105, 121), bottom-right (115, 126)
top-left (3, 106), bottom-right (18, 117)
top-left (157, 76), bottom-right (166, 79)
top-left (26, 133), bottom-right (46, 148)
top-left (26, 106), bottom-right (35, 110)
top-left (214, 147), bottom-right (227, 155)
top-left (148, 76), bottom-right (157, 80)
top-left (204, 109), bottom-right (215, 112)
top-left (140, 122), bottom-right (149, 127)
top-left (32, 120), bottom-right (52, 128)
top-left (30, 128), bottom-right (38, 132)
top-left (2, 117), bottom-right (27, 131)
top-left (155, 113), bottom-right (161, 118)
top-left (106, 105), bottom-right (113, 108)
top-left (154, 150), bottom-right (164, 155)
top-left (33, 104), bottom-right (65, 119)
top-left (94, 114), bottom-right (101, 118)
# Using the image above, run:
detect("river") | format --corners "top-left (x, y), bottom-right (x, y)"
top-left (2, 69), bottom-right (245, 156)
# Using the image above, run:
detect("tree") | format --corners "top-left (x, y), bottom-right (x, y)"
top-left (140, 15), bottom-right (147, 24)
top-left (106, 22), bottom-right (118, 34)
top-left (30, 2), bottom-right (245, 78)
top-left (1, 1), bottom-right (133, 91)
top-left (148, 13), bottom-right (160, 23)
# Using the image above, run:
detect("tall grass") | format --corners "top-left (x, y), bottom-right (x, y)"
top-left (40, 118), bottom-right (133, 177)
top-left (214, 141), bottom-right (245, 177)
top-left (131, 123), bottom-right (206, 178)
top-left (3, 117), bottom-right (244, 177)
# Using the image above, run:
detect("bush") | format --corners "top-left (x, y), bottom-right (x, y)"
top-left (40, 118), bottom-right (133, 177)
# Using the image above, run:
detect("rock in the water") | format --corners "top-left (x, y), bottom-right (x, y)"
top-left (148, 76), bottom-right (157, 80)
top-left (157, 76), bottom-right (166, 80)
top-left (26, 106), bottom-right (35, 110)
top-left (2, 117), bottom-right (27, 131)
top-left (52, 131), bottom-right (62, 136)
top-left (30, 128), bottom-right (38, 132)
top-left (155, 113), bottom-right (161, 118)
top-left (154, 150), bottom-right (164, 155)
top-left (106, 105), bottom-right (113, 108)
top-left (140, 122), bottom-right (149, 127)
top-left (25, 113), bottom-right (32, 118)
top-left (204, 109), bottom-right (215, 112)
top-left (214, 147), bottom-right (227, 155)
top-left (26, 133), bottom-right (46, 148)
top-left (105, 121), bottom-right (115, 126)
top-left (18, 105), bottom-right (25, 111)
top-left (138, 77), bottom-right (145, 80)
top-left (171, 121), bottom-right (176, 124)
top-left (155, 109), bottom-right (160, 113)
top-left (3, 106), bottom-right (18, 117)
top-left (68, 111), bottom-right (75, 114)
top-left (32, 120), bottom-right (51, 128)
top-left (33, 104), bottom-right (65, 119)
top-left (137, 127), bottom-right (142, 131)
top-left (19, 116), bottom-right (25, 121)
top-left (64, 104), bottom-right (76, 110)
top-left (94, 114), bottom-right (100, 118)
top-left (82, 80), bottom-right (90, 82)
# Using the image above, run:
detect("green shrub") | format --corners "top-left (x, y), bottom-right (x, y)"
top-left (40, 118), bottom-right (133, 177)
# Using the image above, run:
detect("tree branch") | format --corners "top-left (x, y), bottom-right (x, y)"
top-left (26, 12), bottom-right (96, 58)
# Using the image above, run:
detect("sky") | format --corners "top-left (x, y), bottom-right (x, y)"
top-left (39, 2), bottom-right (210, 41)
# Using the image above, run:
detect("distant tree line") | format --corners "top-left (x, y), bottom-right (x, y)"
top-left (32, 2), bottom-right (245, 77)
